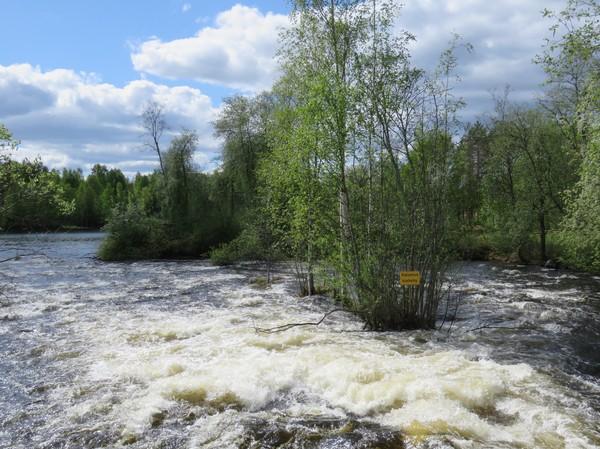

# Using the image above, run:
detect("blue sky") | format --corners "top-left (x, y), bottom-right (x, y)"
top-left (0, 1), bottom-right (287, 99)
top-left (0, 0), bottom-right (563, 175)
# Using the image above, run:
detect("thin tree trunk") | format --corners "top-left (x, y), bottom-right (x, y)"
top-left (539, 205), bottom-right (547, 263)
top-left (154, 137), bottom-right (165, 177)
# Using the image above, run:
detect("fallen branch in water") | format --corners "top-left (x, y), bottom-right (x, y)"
top-left (0, 253), bottom-right (43, 264)
top-left (254, 308), bottom-right (345, 334)
top-left (466, 322), bottom-right (534, 333)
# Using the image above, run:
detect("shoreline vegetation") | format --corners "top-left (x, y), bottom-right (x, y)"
top-left (1, 1), bottom-right (598, 330)
top-left (0, 227), bottom-right (580, 268)
top-left (1, 226), bottom-right (102, 234)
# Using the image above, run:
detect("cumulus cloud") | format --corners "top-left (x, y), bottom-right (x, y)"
top-left (398, 0), bottom-right (564, 123)
top-left (131, 4), bottom-right (289, 91)
top-left (182, 3), bottom-right (191, 13)
top-left (0, 64), bottom-right (220, 176)
top-left (1, 1), bottom-right (566, 173)
top-left (130, 1), bottom-right (561, 123)
top-left (0, 80), bottom-right (55, 117)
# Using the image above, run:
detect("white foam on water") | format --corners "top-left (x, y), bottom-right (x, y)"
top-left (522, 288), bottom-right (583, 303)
top-left (71, 286), bottom-right (599, 448)
top-left (6, 253), bottom-right (598, 449)
top-left (188, 410), bottom-right (250, 449)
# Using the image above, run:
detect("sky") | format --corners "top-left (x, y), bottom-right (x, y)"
top-left (0, 0), bottom-right (563, 176)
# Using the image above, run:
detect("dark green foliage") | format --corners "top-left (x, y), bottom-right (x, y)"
top-left (559, 135), bottom-right (600, 272)
top-left (163, 132), bottom-right (196, 230)
top-left (208, 94), bottom-right (276, 264)
top-left (0, 159), bottom-right (72, 231)
top-left (0, 151), bottom-right (131, 232)
top-left (211, 228), bottom-right (266, 265)
top-left (444, 97), bottom-right (591, 267)
top-left (98, 205), bottom-right (169, 260)
top-left (98, 126), bottom-right (257, 261)
top-left (442, 0), bottom-right (599, 269)
top-left (448, 122), bottom-right (489, 230)
top-left (479, 107), bottom-right (577, 262)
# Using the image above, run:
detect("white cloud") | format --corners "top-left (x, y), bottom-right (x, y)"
top-left (131, 4), bottom-right (289, 91)
top-left (398, 0), bottom-right (564, 122)
top-left (0, 64), bottom-right (220, 175)
top-left (131, 0), bottom-right (561, 123)
top-left (182, 3), bottom-right (191, 13)
top-left (0, 1), bottom-right (568, 174)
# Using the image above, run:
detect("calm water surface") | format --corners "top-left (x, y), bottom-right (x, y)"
top-left (0, 232), bottom-right (599, 448)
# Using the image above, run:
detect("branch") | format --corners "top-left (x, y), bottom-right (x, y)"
top-left (0, 253), bottom-right (45, 264)
top-left (254, 308), bottom-right (345, 334)
top-left (465, 322), bottom-right (533, 333)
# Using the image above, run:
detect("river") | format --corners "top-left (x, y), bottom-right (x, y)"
top-left (0, 232), bottom-right (599, 448)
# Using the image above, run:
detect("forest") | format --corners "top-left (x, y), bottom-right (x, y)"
top-left (1, 0), bottom-right (598, 330)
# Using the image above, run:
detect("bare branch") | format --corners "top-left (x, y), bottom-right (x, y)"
top-left (0, 253), bottom-right (47, 264)
top-left (465, 322), bottom-right (534, 333)
top-left (254, 308), bottom-right (345, 334)
top-left (141, 101), bottom-right (168, 176)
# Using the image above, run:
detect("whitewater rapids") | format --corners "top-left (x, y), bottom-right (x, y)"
top-left (1, 233), bottom-right (598, 448)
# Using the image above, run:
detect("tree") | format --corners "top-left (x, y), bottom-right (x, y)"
top-left (75, 181), bottom-right (101, 228)
top-left (0, 123), bottom-right (18, 154)
top-left (538, 0), bottom-right (600, 270)
top-left (214, 94), bottom-right (273, 221)
top-left (267, 0), bottom-right (370, 298)
top-left (163, 130), bottom-right (197, 228)
top-left (141, 102), bottom-right (168, 176)
top-left (536, 0), bottom-right (599, 154)
top-left (482, 106), bottom-right (576, 262)
top-left (260, 0), bottom-right (462, 329)
top-left (560, 127), bottom-right (600, 271)
top-left (0, 159), bottom-right (73, 231)
top-left (451, 122), bottom-right (489, 227)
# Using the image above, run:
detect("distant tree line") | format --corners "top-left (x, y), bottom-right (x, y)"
top-left (0, 160), bottom-right (126, 231)
top-left (0, 142), bottom-right (245, 259)
top-left (1, 0), bottom-right (597, 329)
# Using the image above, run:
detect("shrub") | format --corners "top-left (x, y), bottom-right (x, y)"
top-left (210, 228), bottom-right (264, 265)
top-left (98, 206), bottom-right (170, 260)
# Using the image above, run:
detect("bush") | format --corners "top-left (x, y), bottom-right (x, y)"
top-left (451, 229), bottom-right (491, 261)
top-left (558, 230), bottom-right (600, 273)
top-left (98, 206), bottom-right (170, 260)
top-left (210, 228), bottom-right (263, 265)
top-left (557, 140), bottom-right (600, 273)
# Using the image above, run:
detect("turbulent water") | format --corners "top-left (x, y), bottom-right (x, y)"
top-left (1, 233), bottom-right (599, 449)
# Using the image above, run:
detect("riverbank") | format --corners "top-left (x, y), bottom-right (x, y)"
top-left (0, 225), bottom-right (102, 234)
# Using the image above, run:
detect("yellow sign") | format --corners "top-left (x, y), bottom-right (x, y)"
top-left (400, 271), bottom-right (421, 286)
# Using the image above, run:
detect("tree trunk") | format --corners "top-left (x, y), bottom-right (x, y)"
top-left (539, 209), bottom-right (547, 263)
top-left (307, 270), bottom-right (315, 296)
top-left (154, 137), bottom-right (165, 177)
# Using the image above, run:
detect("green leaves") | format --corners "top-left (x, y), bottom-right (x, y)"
top-left (260, 0), bottom-right (461, 329)
top-left (559, 124), bottom-right (600, 272)
top-left (0, 123), bottom-right (18, 157)
top-left (536, 0), bottom-right (600, 271)
top-left (0, 158), bottom-right (73, 231)
top-left (0, 123), bottom-right (11, 142)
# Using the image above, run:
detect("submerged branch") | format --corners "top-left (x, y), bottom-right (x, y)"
top-left (0, 253), bottom-right (45, 264)
top-left (466, 322), bottom-right (534, 333)
top-left (254, 308), bottom-right (345, 334)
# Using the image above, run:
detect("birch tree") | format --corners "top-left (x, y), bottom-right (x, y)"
top-left (264, 0), bottom-right (461, 328)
